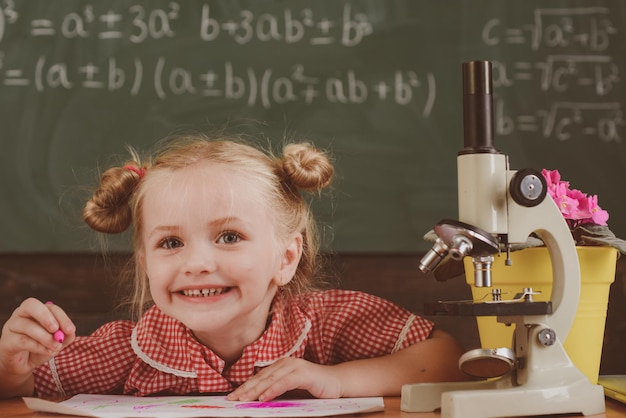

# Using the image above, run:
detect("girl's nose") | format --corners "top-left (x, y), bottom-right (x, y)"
top-left (183, 243), bottom-right (217, 276)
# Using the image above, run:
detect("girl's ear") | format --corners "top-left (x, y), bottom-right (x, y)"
top-left (275, 233), bottom-right (303, 286)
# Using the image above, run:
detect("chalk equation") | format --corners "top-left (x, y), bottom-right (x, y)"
top-left (0, 2), bottom-right (372, 46)
top-left (0, 2), bottom-right (623, 142)
top-left (482, 7), bottom-right (616, 52)
top-left (1, 56), bottom-right (435, 112)
top-left (492, 55), bottom-right (619, 96)
top-left (495, 99), bottom-right (623, 142)
top-left (481, 7), bottom-right (623, 142)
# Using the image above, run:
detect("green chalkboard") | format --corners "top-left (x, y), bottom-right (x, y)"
top-left (1, 0), bottom-right (625, 253)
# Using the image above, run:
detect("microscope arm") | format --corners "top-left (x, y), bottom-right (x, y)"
top-left (506, 170), bottom-right (581, 339)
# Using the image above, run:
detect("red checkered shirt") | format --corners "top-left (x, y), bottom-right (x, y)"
top-left (34, 289), bottom-right (433, 397)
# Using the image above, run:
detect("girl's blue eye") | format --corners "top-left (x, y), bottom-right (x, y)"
top-left (160, 237), bottom-right (183, 249)
top-left (219, 232), bottom-right (241, 244)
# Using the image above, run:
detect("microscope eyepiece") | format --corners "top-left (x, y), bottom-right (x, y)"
top-left (461, 60), bottom-right (496, 154)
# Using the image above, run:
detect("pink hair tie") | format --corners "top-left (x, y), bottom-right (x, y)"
top-left (124, 165), bottom-right (146, 179)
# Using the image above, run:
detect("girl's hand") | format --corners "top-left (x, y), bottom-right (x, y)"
top-left (227, 358), bottom-right (342, 402)
top-left (0, 298), bottom-right (76, 397)
top-left (227, 330), bottom-right (467, 403)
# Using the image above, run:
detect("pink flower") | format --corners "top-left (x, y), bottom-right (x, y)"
top-left (584, 194), bottom-right (609, 226)
top-left (552, 182), bottom-right (579, 219)
top-left (566, 188), bottom-right (589, 221)
top-left (541, 169), bottom-right (609, 228)
top-left (542, 168), bottom-right (562, 189)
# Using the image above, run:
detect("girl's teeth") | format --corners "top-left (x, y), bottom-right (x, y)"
top-left (182, 288), bottom-right (227, 297)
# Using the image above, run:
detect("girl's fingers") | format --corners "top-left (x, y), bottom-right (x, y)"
top-left (5, 314), bottom-right (63, 355)
top-left (228, 371), bottom-right (270, 401)
top-left (15, 298), bottom-right (59, 334)
top-left (229, 360), bottom-right (297, 401)
top-left (44, 302), bottom-right (76, 336)
top-left (0, 298), bottom-right (70, 377)
top-left (7, 298), bottom-right (73, 353)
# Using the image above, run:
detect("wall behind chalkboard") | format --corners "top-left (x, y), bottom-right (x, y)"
top-left (1, 0), bottom-right (625, 253)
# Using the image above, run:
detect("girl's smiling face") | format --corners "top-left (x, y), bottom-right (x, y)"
top-left (140, 162), bottom-right (301, 357)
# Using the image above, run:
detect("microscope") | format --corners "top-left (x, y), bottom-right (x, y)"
top-left (400, 61), bottom-right (605, 417)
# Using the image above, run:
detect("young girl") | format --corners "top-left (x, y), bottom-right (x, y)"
top-left (0, 132), bottom-right (467, 400)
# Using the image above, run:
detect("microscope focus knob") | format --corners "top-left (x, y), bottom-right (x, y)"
top-left (509, 168), bottom-right (547, 207)
top-left (537, 327), bottom-right (557, 346)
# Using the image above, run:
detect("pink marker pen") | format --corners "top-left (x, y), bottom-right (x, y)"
top-left (53, 329), bottom-right (65, 343)
top-left (45, 301), bottom-right (65, 343)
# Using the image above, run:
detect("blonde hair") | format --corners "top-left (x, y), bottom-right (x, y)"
top-left (83, 132), bottom-right (334, 319)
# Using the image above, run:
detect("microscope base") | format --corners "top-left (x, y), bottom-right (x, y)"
top-left (402, 319), bottom-right (605, 417)
top-left (401, 360), bottom-right (605, 417)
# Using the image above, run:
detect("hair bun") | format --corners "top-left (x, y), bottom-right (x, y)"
top-left (282, 143), bottom-right (333, 191)
top-left (82, 166), bottom-right (140, 233)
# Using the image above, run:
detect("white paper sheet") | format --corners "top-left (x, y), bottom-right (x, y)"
top-left (24, 394), bottom-right (385, 417)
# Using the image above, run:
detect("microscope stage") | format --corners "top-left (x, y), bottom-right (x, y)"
top-left (425, 300), bottom-right (552, 316)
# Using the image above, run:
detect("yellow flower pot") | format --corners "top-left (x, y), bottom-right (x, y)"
top-left (464, 246), bottom-right (618, 384)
